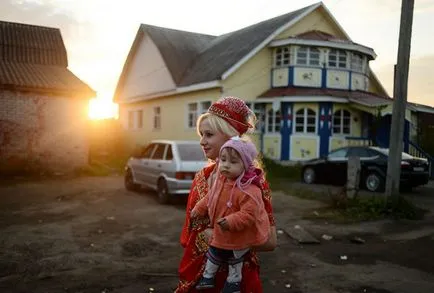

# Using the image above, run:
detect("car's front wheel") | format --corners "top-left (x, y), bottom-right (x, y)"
top-left (364, 172), bottom-right (384, 192)
top-left (157, 178), bottom-right (171, 204)
top-left (124, 169), bottom-right (140, 191)
top-left (303, 167), bottom-right (316, 184)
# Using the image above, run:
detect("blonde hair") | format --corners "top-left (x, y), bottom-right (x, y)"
top-left (196, 112), bottom-right (264, 170)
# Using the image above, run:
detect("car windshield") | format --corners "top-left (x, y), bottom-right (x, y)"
top-left (177, 143), bottom-right (207, 161)
top-left (372, 148), bottom-right (413, 159)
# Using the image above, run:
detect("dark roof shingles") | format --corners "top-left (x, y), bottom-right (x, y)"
top-left (178, 5), bottom-right (315, 86)
top-left (0, 21), bottom-right (94, 95)
top-left (142, 25), bottom-right (215, 85)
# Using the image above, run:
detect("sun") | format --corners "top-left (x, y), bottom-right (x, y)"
top-left (88, 97), bottom-right (118, 120)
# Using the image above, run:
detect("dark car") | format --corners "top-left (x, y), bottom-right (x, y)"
top-left (301, 146), bottom-right (430, 192)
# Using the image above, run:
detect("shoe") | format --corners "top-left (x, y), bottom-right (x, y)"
top-left (195, 277), bottom-right (215, 290)
top-left (222, 281), bottom-right (241, 293)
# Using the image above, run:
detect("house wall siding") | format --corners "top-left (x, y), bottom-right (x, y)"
top-left (120, 35), bottom-right (176, 100)
top-left (276, 7), bottom-right (348, 40)
top-left (0, 90), bottom-right (89, 173)
top-left (223, 48), bottom-right (271, 102)
top-left (120, 88), bottom-right (221, 147)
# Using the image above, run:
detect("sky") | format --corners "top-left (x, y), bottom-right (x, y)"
top-left (1, 0), bottom-right (434, 118)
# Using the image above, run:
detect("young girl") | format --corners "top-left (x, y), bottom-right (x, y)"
top-left (190, 137), bottom-right (270, 293)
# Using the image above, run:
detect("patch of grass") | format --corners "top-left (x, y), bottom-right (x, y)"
top-left (306, 194), bottom-right (428, 223)
top-left (262, 156), bottom-right (302, 182)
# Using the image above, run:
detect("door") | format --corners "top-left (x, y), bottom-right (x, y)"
top-left (135, 143), bottom-right (156, 184)
top-left (147, 143), bottom-right (168, 187)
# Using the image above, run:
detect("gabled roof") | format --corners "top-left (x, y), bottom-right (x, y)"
top-left (141, 24), bottom-right (215, 85)
top-left (0, 21), bottom-right (95, 97)
top-left (178, 3), bottom-right (319, 86)
top-left (114, 2), bottom-right (320, 101)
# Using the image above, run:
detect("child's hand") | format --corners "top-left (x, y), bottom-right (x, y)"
top-left (217, 218), bottom-right (229, 231)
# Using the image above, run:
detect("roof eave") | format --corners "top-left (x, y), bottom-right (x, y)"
top-left (117, 80), bottom-right (221, 104)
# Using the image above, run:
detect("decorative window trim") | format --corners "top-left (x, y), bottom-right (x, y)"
top-left (186, 100), bottom-right (212, 129)
top-left (294, 107), bottom-right (317, 134)
top-left (332, 109), bottom-right (351, 135)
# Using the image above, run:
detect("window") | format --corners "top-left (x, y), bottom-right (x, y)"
top-left (142, 144), bottom-right (156, 158)
top-left (266, 108), bottom-right (281, 133)
top-left (328, 49), bottom-right (347, 69)
top-left (186, 101), bottom-right (212, 128)
top-left (187, 103), bottom-right (197, 128)
top-left (153, 107), bottom-right (161, 130)
top-left (128, 110), bottom-right (143, 130)
top-left (245, 102), bottom-right (266, 132)
top-left (152, 144), bottom-right (166, 160)
top-left (295, 108), bottom-right (317, 134)
top-left (274, 47), bottom-right (290, 67)
top-left (332, 109), bottom-right (351, 135)
top-left (178, 143), bottom-right (207, 161)
top-left (351, 53), bottom-right (363, 72)
top-left (128, 111), bottom-right (134, 129)
top-left (137, 110), bottom-right (143, 129)
top-left (296, 47), bottom-right (320, 66)
top-left (166, 145), bottom-right (173, 160)
top-left (347, 147), bottom-right (371, 158)
top-left (328, 148), bottom-right (348, 159)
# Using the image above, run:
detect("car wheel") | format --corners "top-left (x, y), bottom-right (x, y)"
top-left (124, 169), bottom-right (139, 191)
top-left (365, 172), bottom-right (384, 192)
top-left (303, 167), bottom-right (316, 184)
top-left (157, 178), bottom-right (171, 204)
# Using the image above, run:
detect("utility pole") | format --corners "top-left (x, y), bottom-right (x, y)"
top-left (385, 0), bottom-right (414, 197)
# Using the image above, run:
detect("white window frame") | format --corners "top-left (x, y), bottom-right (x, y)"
top-left (328, 49), bottom-right (348, 69)
top-left (332, 109), bottom-right (351, 135)
top-left (274, 46), bottom-right (291, 67)
top-left (245, 102), bottom-right (266, 133)
top-left (153, 106), bottom-right (161, 130)
top-left (294, 108), bottom-right (317, 134)
top-left (186, 100), bottom-right (212, 129)
top-left (266, 107), bottom-right (281, 133)
top-left (296, 47), bottom-right (321, 67)
top-left (351, 53), bottom-right (364, 72)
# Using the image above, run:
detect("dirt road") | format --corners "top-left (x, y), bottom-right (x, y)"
top-left (0, 176), bottom-right (433, 293)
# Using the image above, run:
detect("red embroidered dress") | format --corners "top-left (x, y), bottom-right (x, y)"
top-left (175, 163), bottom-right (275, 293)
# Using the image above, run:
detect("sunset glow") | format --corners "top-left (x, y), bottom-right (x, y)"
top-left (88, 98), bottom-right (118, 120)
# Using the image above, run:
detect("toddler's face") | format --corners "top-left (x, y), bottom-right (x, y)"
top-left (218, 148), bottom-right (244, 180)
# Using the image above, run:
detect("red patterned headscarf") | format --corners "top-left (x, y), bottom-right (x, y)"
top-left (207, 96), bottom-right (253, 135)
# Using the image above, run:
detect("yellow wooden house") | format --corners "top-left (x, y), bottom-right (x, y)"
top-left (113, 2), bottom-right (434, 165)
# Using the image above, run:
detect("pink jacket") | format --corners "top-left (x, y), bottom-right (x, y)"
top-left (192, 175), bottom-right (270, 250)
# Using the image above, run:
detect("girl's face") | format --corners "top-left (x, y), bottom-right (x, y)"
top-left (198, 119), bottom-right (229, 160)
top-left (218, 148), bottom-right (244, 180)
